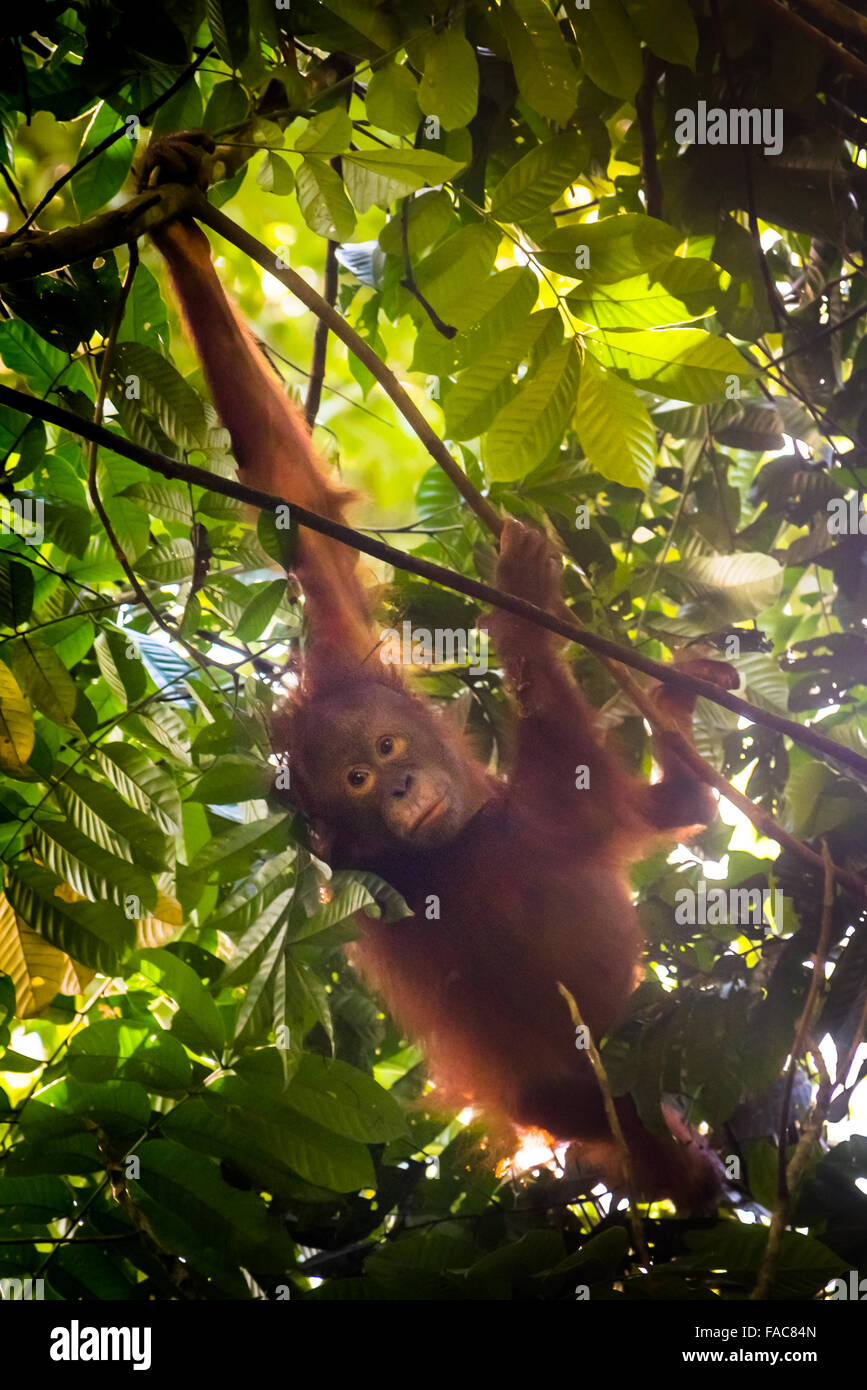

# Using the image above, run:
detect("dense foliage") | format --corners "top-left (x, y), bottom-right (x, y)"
top-left (0, 0), bottom-right (865, 1301)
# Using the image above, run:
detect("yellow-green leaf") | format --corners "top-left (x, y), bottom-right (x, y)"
top-left (0, 660), bottom-right (34, 771)
top-left (502, 0), bottom-right (577, 124)
top-left (575, 357), bottom-right (656, 489)
top-left (484, 342), bottom-right (581, 481)
top-left (3, 637), bottom-right (77, 728)
top-left (418, 29), bottom-right (479, 131)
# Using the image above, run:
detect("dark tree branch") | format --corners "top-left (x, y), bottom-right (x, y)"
top-left (752, 0), bottom-right (867, 82)
top-left (305, 235), bottom-right (338, 428)
top-left (635, 51), bottom-right (664, 221)
top-left (791, 0), bottom-right (867, 43)
top-left (0, 185), bottom-right (200, 281)
top-left (710, 0), bottom-right (789, 331)
top-left (400, 195), bottom-right (457, 339)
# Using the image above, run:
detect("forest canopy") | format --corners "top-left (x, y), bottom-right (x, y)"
top-left (0, 0), bottom-right (866, 1306)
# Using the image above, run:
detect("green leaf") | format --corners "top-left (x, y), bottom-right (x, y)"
top-left (294, 106), bottom-right (353, 156)
top-left (491, 132), bottom-right (589, 224)
top-left (295, 157), bottom-right (357, 240)
top-left (126, 1139), bottom-right (294, 1286)
top-left (622, 0), bottom-right (698, 68)
top-left (575, 357), bottom-right (656, 489)
top-left (94, 627), bottom-right (148, 704)
top-left (283, 1053), bottom-right (407, 1142)
top-left (188, 812), bottom-right (289, 879)
top-left (128, 708), bottom-right (191, 766)
top-left (319, 0), bottom-right (398, 49)
top-left (418, 29), bottom-right (479, 131)
top-left (203, 78), bottom-right (250, 135)
top-left (586, 328), bottom-right (756, 403)
top-left (113, 341), bottom-right (206, 448)
top-left (68, 1019), bottom-right (192, 1091)
top-left (0, 1174), bottom-right (76, 1220)
top-left (94, 742), bottom-right (182, 835)
top-left (414, 223), bottom-right (502, 330)
top-left (573, 0), bottom-right (643, 99)
top-left (445, 310), bottom-right (558, 440)
top-left (342, 149), bottom-right (464, 214)
top-left (670, 553), bottom-right (784, 621)
top-left (122, 482), bottom-right (193, 525)
top-left (133, 538), bottom-right (196, 584)
top-left (484, 342), bottom-right (581, 481)
top-left (235, 578), bottom-right (287, 642)
top-left (121, 264), bottom-right (170, 353)
top-left (131, 948), bottom-right (224, 1054)
top-left (20, 1077), bottom-right (150, 1141)
top-left (0, 556), bottom-right (34, 627)
top-left (450, 270), bottom-right (536, 370)
top-left (33, 819), bottom-right (158, 914)
top-left (0, 660), bottom-right (34, 771)
top-left (537, 214), bottom-right (680, 282)
top-left (57, 768), bottom-right (172, 872)
top-left (256, 151), bottom-right (294, 194)
top-left (208, 852), bottom-right (294, 936)
top-left (6, 863), bottom-right (134, 974)
top-left (366, 62), bottom-right (421, 137)
top-left (0, 320), bottom-right (88, 394)
top-left (189, 756), bottom-right (273, 804)
top-left (197, 490), bottom-right (243, 522)
top-left (41, 615), bottom-right (94, 670)
top-left (501, 0), bottom-right (578, 124)
top-left (380, 190), bottom-right (456, 261)
top-left (98, 493), bottom-right (149, 563)
top-left (327, 869), bottom-right (413, 923)
top-left (566, 259), bottom-right (720, 329)
top-left (71, 102), bottom-right (134, 219)
top-left (2, 635), bottom-right (77, 727)
top-left (206, 0), bottom-right (250, 69)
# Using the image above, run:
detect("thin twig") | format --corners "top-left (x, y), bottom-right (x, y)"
top-left (557, 983), bottom-right (650, 1267)
top-left (752, 842), bottom-right (835, 1300)
top-left (400, 195), bottom-right (457, 339)
top-left (0, 163), bottom-right (27, 220)
top-left (776, 840), bottom-right (835, 1203)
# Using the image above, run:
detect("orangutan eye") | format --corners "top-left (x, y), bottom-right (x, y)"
top-left (346, 768), bottom-right (372, 794)
top-left (377, 734), bottom-right (406, 758)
